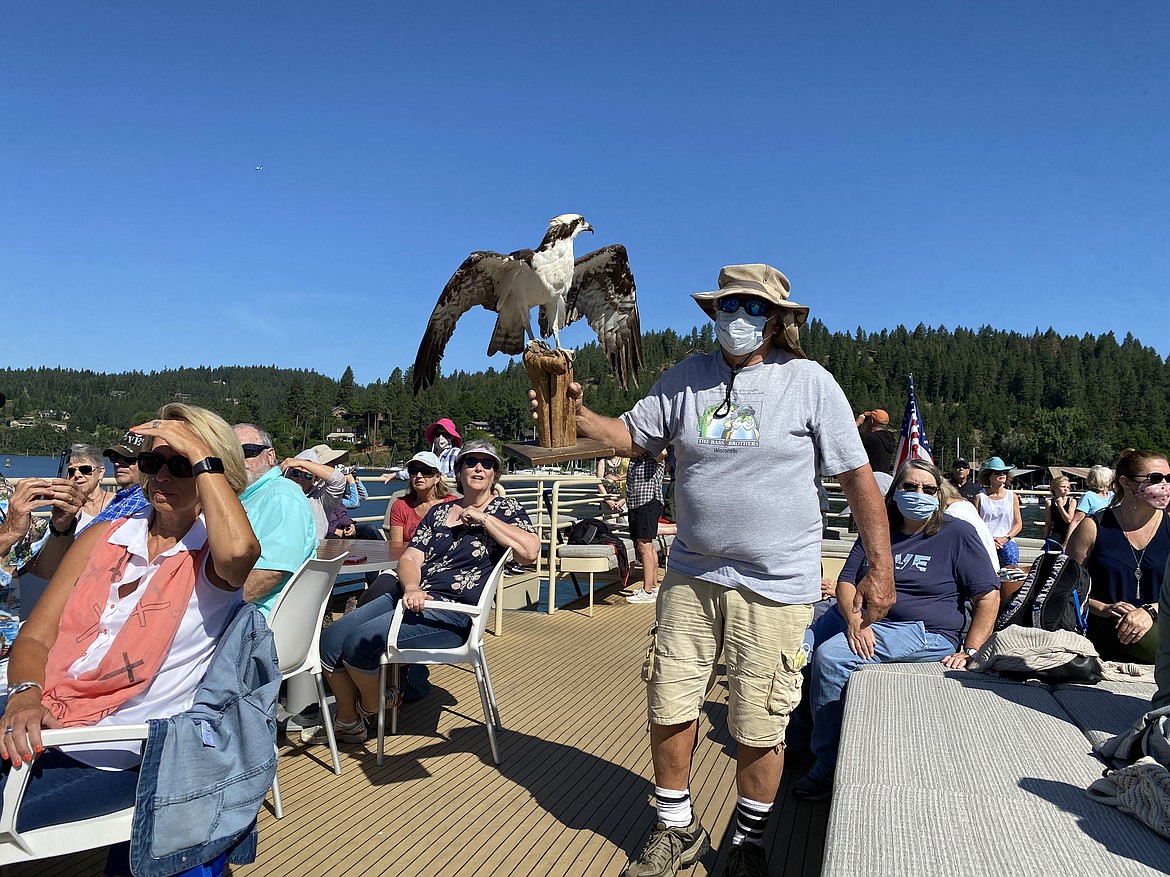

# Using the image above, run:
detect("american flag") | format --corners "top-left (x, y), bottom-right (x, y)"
top-left (893, 375), bottom-right (933, 472)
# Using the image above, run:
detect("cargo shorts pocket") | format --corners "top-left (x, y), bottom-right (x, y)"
top-left (641, 624), bottom-right (657, 683)
top-left (766, 647), bottom-right (806, 716)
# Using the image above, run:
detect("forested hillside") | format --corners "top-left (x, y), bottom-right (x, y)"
top-left (2, 321), bottom-right (1167, 467)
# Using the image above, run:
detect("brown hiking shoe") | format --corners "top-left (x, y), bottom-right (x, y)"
top-left (621, 816), bottom-right (710, 877)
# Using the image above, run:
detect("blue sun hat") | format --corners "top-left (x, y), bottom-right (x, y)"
top-left (981, 456), bottom-right (1013, 473)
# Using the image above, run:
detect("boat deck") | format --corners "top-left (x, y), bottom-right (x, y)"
top-left (19, 585), bottom-right (829, 877)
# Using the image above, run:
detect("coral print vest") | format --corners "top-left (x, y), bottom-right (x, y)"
top-left (41, 516), bottom-right (205, 726)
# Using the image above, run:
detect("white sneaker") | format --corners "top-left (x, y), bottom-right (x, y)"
top-left (626, 589), bottom-right (657, 603)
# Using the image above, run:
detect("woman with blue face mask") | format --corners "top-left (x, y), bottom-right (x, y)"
top-left (792, 460), bottom-right (1001, 801)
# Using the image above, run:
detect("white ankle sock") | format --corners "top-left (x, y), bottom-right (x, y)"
top-left (655, 786), bottom-right (692, 828)
top-left (730, 795), bottom-right (772, 846)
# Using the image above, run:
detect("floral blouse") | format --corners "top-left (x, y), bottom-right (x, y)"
top-left (408, 497), bottom-right (534, 604)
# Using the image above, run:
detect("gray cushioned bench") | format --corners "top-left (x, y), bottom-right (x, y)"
top-left (823, 662), bottom-right (1170, 876)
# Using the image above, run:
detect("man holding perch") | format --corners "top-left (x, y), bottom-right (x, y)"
top-left (531, 263), bottom-right (895, 877)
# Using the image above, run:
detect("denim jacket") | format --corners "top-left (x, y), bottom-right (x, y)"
top-left (129, 603), bottom-right (280, 877)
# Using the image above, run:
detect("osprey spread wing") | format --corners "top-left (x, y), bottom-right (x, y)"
top-left (411, 214), bottom-right (643, 394)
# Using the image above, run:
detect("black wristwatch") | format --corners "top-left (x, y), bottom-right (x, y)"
top-left (1142, 604), bottom-right (1159, 622)
top-left (191, 457), bottom-right (225, 478)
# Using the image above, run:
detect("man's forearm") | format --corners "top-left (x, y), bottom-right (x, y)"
top-left (965, 592), bottom-right (999, 651)
top-left (244, 568), bottom-right (288, 605)
top-left (577, 406), bottom-right (638, 456)
top-left (841, 468), bottom-right (893, 574)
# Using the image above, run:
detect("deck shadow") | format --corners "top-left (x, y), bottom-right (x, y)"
top-left (353, 722), bottom-right (655, 857)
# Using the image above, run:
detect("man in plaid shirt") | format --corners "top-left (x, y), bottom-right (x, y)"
top-left (625, 449), bottom-right (668, 603)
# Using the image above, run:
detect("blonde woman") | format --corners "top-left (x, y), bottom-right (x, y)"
top-left (0, 404), bottom-right (258, 836)
top-left (1043, 476), bottom-right (1077, 547)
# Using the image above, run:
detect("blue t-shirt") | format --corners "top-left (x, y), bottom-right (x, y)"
top-left (1077, 491), bottom-right (1113, 516)
top-left (239, 466), bottom-right (317, 616)
top-left (840, 517), bottom-right (1000, 649)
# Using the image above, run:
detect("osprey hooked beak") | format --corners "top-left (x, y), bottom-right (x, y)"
top-left (581, 220), bottom-right (594, 234)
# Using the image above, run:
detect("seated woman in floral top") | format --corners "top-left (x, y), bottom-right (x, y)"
top-left (319, 440), bottom-right (539, 743)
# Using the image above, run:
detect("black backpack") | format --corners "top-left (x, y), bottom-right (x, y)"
top-left (566, 517), bottom-right (630, 586)
top-left (994, 548), bottom-right (1091, 634)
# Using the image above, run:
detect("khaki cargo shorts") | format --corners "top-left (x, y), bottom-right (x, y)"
top-left (644, 569), bottom-right (813, 749)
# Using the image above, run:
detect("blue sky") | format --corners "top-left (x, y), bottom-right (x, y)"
top-left (2, 2), bottom-right (1167, 386)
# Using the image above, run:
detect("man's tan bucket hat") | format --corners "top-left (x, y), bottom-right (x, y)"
top-left (691, 263), bottom-right (809, 357)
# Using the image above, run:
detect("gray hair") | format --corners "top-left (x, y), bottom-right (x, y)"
top-left (1085, 465), bottom-right (1112, 491)
top-left (69, 443), bottom-right (105, 469)
top-left (233, 423), bottom-right (273, 447)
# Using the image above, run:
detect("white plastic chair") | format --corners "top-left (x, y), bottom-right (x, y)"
top-left (375, 550), bottom-right (511, 766)
top-left (265, 553), bottom-right (347, 818)
top-left (0, 725), bottom-right (148, 867)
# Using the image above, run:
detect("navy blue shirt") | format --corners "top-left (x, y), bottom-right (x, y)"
top-left (840, 517), bottom-right (1000, 649)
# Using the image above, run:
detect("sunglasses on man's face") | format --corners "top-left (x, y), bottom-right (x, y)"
top-left (715, 296), bottom-right (772, 319)
top-left (900, 481), bottom-right (939, 496)
top-left (460, 456), bottom-right (498, 471)
top-left (137, 452), bottom-right (194, 478)
top-left (286, 469), bottom-right (315, 481)
top-left (67, 465), bottom-right (98, 477)
top-left (1131, 472), bottom-right (1170, 485)
top-left (407, 464), bottom-right (439, 477)
top-left (241, 443), bottom-right (271, 459)
top-left (106, 453), bottom-right (136, 467)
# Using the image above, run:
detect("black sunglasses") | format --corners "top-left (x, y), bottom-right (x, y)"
top-left (460, 456), bottom-right (498, 471)
top-left (900, 481), bottom-right (939, 496)
top-left (715, 296), bottom-right (772, 318)
top-left (67, 465), bottom-right (98, 477)
top-left (137, 452), bottom-right (194, 478)
top-left (1132, 472), bottom-right (1170, 485)
top-left (241, 443), bottom-right (271, 459)
top-left (407, 464), bottom-right (439, 476)
top-left (105, 453), bottom-right (136, 466)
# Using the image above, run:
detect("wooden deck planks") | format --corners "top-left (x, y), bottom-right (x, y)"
top-left (5, 590), bottom-right (828, 877)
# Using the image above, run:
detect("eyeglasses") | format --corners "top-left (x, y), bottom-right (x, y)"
top-left (900, 481), bottom-right (939, 496)
top-left (407, 464), bottom-right (439, 477)
top-left (715, 296), bottom-right (772, 319)
top-left (67, 465), bottom-right (98, 477)
top-left (286, 469), bottom-right (315, 481)
top-left (460, 456), bottom-right (498, 471)
top-left (953, 464), bottom-right (969, 470)
top-left (105, 453), bottom-right (136, 467)
top-left (137, 452), bottom-right (194, 478)
top-left (1131, 472), bottom-right (1170, 485)
top-left (241, 444), bottom-right (271, 459)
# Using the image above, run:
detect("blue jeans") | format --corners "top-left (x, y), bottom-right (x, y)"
top-left (319, 589), bottom-right (471, 674)
top-left (0, 748), bottom-right (139, 832)
top-left (807, 610), bottom-right (954, 767)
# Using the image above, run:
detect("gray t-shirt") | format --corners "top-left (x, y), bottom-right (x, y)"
top-left (622, 348), bottom-right (866, 603)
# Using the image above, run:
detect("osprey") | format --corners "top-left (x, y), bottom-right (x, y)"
top-left (411, 214), bottom-right (642, 394)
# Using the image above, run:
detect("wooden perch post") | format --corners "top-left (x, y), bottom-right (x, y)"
top-left (523, 342), bottom-right (576, 449)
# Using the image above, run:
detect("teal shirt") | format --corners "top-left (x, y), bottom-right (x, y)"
top-left (240, 466), bottom-right (317, 617)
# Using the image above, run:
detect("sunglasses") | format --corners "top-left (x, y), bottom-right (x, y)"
top-left (67, 465), bottom-right (98, 477)
top-left (407, 464), bottom-right (439, 477)
top-left (286, 469), bottom-right (315, 481)
top-left (1131, 472), bottom-right (1170, 485)
top-left (900, 481), bottom-right (939, 496)
top-left (241, 444), bottom-right (271, 459)
top-left (715, 296), bottom-right (772, 319)
top-left (460, 456), bottom-right (498, 471)
top-left (953, 464), bottom-right (969, 470)
top-left (106, 453), bottom-right (136, 467)
top-left (137, 452), bottom-right (194, 478)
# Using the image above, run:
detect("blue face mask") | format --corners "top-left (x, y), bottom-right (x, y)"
top-left (894, 490), bottom-right (939, 521)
